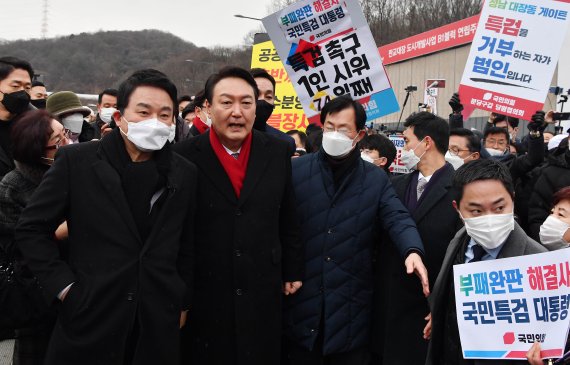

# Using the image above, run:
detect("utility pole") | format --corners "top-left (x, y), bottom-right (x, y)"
top-left (41, 0), bottom-right (49, 39)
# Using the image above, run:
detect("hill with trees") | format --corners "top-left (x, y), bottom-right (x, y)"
top-left (0, 29), bottom-right (251, 96)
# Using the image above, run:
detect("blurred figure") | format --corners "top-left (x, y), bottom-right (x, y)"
top-left (94, 88), bottom-right (118, 139)
top-left (187, 90), bottom-right (210, 137)
top-left (181, 104), bottom-right (195, 127)
top-left (46, 91), bottom-right (93, 143)
top-left (306, 123), bottom-right (323, 153)
top-left (286, 129), bottom-right (308, 157)
top-left (178, 95), bottom-right (192, 114)
top-left (358, 133), bottom-right (397, 173)
top-left (0, 57), bottom-right (34, 179)
top-left (29, 81), bottom-right (48, 109)
top-left (528, 134), bottom-right (570, 240)
top-left (0, 109), bottom-right (68, 365)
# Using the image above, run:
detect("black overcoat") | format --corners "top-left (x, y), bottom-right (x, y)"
top-left (15, 133), bottom-right (197, 365)
top-left (173, 130), bottom-right (304, 365)
top-left (373, 163), bottom-right (463, 365)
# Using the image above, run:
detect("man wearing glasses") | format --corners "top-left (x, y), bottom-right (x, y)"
top-left (445, 128), bottom-right (481, 170)
top-left (372, 111), bottom-right (463, 365)
top-left (285, 96), bottom-right (429, 364)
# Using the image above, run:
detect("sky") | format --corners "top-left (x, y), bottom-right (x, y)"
top-left (0, 0), bottom-right (276, 48)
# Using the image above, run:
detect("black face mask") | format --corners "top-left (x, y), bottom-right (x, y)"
top-left (253, 99), bottom-right (275, 132)
top-left (30, 98), bottom-right (46, 109)
top-left (1, 90), bottom-right (30, 115)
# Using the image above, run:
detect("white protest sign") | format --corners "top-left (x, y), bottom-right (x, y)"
top-left (459, 0), bottom-right (570, 120)
top-left (388, 135), bottom-right (409, 174)
top-left (454, 249), bottom-right (570, 360)
top-left (262, 0), bottom-right (399, 126)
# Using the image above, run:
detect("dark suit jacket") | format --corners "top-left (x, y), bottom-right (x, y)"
top-left (265, 124), bottom-right (296, 156)
top-left (373, 163), bottom-right (463, 365)
top-left (426, 223), bottom-right (547, 365)
top-left (0, 144), bottom-right (14, 180)
top-left (173, 130), bottom-right (304, 365)
top-left (15, 134), bottom-right (197, 365)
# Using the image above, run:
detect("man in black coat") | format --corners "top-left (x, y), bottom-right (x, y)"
top-left (424, 159), bottom-right (547, 365)
top-left (250, 68), bottom-right (296, 155)
top-left (173, 66), bottom-right (304, 365)
top-left (15, 69), bottom-right (196, 365)
top-left (0, 56), bottom-right (34, 180)
top-left (373, 112), bottom-right (462, 365)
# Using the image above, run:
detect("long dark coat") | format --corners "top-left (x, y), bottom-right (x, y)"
top-left (15, 132), bottom-right (197, 365)
top-left (173, 130), bottom-right (304, 365)
top-left (373, 163), bottom-right (463, 365)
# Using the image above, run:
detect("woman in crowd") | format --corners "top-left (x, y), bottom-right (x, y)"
top-left (539, 185), bottom-right (570, 250)
top-left (0, 109), bottom-right (68, 365)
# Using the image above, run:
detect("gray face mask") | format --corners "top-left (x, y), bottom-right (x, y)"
top-left (62, 113), bottom-right (84, 134)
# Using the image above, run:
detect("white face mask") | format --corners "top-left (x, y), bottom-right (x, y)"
top-left (486, 147), bottom-right (507, 157)
top-left (61, 113), bottom-right (84, 134)
top-left (120, 117), bottom-right (173, 152)
top-left (445, 151), bottom-right (466, 170)
top-left (361, 152), bottom-right (375, 164)
top-left (539, 215), bottom-right (570, 250)
top-left (401, 138), bottom-right (426, 171)
top-left (99, 107), bottom-right (116, 124)
top-left (461, 212), bottom-right (514, 250)
top-left (322, 131), bottom-right (357, 157)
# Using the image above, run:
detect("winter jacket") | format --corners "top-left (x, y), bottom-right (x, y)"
top-left (285, 150), bottom-right (424, 355)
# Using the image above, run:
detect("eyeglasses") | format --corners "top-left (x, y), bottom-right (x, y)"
top-left (448, 146), bottom-right (470, 157)
top-left (485, 138), bottom-right (507, 149)
top-left (323, 126), bottom-right (357, 137)
top-left (45, 131), bottom-right (68, 150)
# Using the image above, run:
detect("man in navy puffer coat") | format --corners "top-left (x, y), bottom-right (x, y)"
top-left (284, 96), bottom-right (429, 364)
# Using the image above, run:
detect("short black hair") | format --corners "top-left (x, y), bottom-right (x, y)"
top-left (117, 70), bottom-right (177, 114)
top-left (285, 129), bottom-right (308, 149)
top-left (0, 56), bottom-right (34, 83)
top-left (205, 66), bottom-right (259, 104)
top-left (250, 68), bottom-right (276, 92)
top-left (11, 109), bottom-right (55, 165)
top-left (450, 128), bottom-right (481, 153)
top-left (31, 81), bottom-right (45, 88)
top-left (403, 111), bottom-right (449, 155)
top-left (178, 95), bottom-right (193, 103)
top-left (306, 123), bottom-right (322, 137)
top-left (320, 95), bottom-right (366, 131)
top-left (190, 90), bottom-right (207, 110)
top-left (453, 158), bottom-right (514, 206)
top-left (358, 134), bottom-right (397, 173)
top-left (181, 104), bottom-right (194, 119)
top-left (484, 126), bottom-right (510, 142)
top-left (98, 88), bottom-right (118, 104)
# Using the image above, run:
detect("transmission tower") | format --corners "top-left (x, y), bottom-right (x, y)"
top-left (41, 0), bottom-right (48, 38)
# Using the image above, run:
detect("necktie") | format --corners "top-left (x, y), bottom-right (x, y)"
top-left (417, 177), bottom-right (427, 201)
top-left (469, 245), bottom-right (486, 263)
top-left (231, 152), bottom-right (239, 160)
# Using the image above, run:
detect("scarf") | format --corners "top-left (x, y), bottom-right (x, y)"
top-left (193, 115), bottom-right (210, 135)
top-left (209, 129), bottom-right (252, 198)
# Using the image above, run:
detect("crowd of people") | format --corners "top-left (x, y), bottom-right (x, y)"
top-left (0, 54), bottom-right (568, 365)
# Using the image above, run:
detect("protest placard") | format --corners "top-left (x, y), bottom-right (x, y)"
top-left (388, 135), bottom-right (409, 174)
top-left (453, 249), bottom-right (570, 360)
top-left (251, 33), bottom-right (309, 132)
top-left (262, 0), bottom-right (400, 125)
top-left (459, 0), bottom-right (570, 120)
